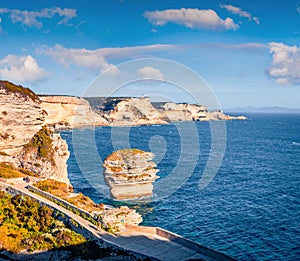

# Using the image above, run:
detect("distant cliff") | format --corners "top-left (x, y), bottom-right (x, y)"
top-left (85, 97), bottom-right (247, 125)
top-left (37, 95), bottom-right (246, 130)
top-left (39, 95), bottom-right (108, 129)
top-left (0, 81), bottom-right (70, 185)
top-left (99, 97), bottom-right (169, 126)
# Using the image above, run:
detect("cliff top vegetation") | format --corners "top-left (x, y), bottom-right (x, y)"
top-left (0, 80), bottom-right (39, 102)
top-left (24, 126), bottom-right (55, 166)
top-left (0, 162), bottom-right (37, 179)
top-left (34, 179), bottom-right (104, 212)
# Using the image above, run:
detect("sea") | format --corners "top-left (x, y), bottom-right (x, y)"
top-left (60, 113), bottom-right (300, 260)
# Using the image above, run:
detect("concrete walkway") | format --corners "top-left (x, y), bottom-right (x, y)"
top-left (1, 181), bottom-right (234, 261)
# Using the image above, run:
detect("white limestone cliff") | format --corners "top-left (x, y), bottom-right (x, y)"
top-left (0, 81), bottom-right (71, 186)
top-left (39, 95), bottom-right (108, 129)
top-left (103, 97), bottom-right (169, 126)
top-left (103, 149), bottom-right (159, 200)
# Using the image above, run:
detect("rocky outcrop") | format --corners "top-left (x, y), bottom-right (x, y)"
top-left (103, 149), bottom-right (159, 200)
top-left (0, 81), bottom-right (71, 186)
top-left (0, 81), bottom-right (46, 155)
top-left (39, 96), bottom-right (246, 128)
top-left (95, 205), bottom-right (143, 232)
top-left (39, 95), bottom-right (108, 129)
top-left (87, 97), bottom-right (247, 126)
top-left (15, 128), bottom-right (71, 186)
top-left (101, 97), bottom-right (169, 126)
top-left (160, 102), bottom-right (246, 121)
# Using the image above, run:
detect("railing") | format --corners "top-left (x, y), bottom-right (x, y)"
top-left (1, 182), bottom-right (235, 260)
top-left (27, 185), bottom-right (97, 225)
top-left (126, 225), bottom-right (235, 261)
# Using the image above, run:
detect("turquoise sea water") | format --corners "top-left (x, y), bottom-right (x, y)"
top-left (60, 114), bottom-right (300, 260)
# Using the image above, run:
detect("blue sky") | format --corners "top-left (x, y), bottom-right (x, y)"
top-left (0, 0), bottom-right (300, 108)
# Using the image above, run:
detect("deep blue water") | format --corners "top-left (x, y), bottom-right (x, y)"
top-left (60, 114), bottom-right (300, 260)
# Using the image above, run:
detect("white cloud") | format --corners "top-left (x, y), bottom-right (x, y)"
top-left (137, 66), bottom-right (164, 80)
top-left (297, 6), bottom-right (300, 14)
top-left (220, 4), bottom-right (260, 24)
top-left (0, 7), bottom-right (76, 29)
top-left (0, 55), bottom-right (47, 84)
top-left (144, 8), bottom-right (238, 31)
top-left (37, 44), bottom-right (175, 73)
top-left (267, 42), bottom-right (300, 85)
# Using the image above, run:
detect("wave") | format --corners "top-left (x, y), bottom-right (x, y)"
top-left (292, 142), bottom-right (300, 146)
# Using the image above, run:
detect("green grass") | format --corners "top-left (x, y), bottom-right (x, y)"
top-left (0, 163), bottom-right (27, 179)
top-left (33, 179), bottom-right (71, 198)
top-left (0, 162), bottom-right (37, 179)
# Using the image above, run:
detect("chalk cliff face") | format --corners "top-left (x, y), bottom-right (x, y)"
top-left (160, 102), bottom-right (246, 121)
top-left (0, 81), bottom-right (70, 186)
top-left (103, 149), bottom-right (159, 200)
top-left (0, 81), bottom-right (46, 155)
top-left (101, 97), bottom-right (169, 126)
top-left (40, 96), bottom-right (108, 129)
top-left (38, 96), bottom-right (246, 129)
top-left (87, 97), bottom-right (247, 126)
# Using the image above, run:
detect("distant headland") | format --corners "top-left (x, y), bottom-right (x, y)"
top-left (37, 95), bottom-right (247, 129)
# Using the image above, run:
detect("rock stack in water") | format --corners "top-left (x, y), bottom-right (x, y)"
top-left (103, 149), bottom-right (159, 200)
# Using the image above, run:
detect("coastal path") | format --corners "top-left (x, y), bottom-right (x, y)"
top-left (0, 181), bottom-right (234, 261)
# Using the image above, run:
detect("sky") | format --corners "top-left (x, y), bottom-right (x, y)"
top-left (0, 0), bottom-right (300, 109)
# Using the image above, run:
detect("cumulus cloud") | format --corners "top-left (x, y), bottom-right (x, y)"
top-left (267, 42), bottom-right (300, 85)
top-left (37, 44), bottom-right (175, 74)
top-left (0, 55), bottom-right (47, 84)
top-left (137, 66), bottom-right (164, 80)
top-left (220, 4), bottom-right (260, 24)
top-left (0, 7), bottom-right (76, 29)
top-left (144, 8), bottom-right (239, 31)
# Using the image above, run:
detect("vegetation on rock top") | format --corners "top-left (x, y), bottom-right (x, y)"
top-left (24, 126), bottom-right (55, 166)
top-left (0, 80), bottom-right (39, 102)
top-left (106, 148), bottom-right (146, 162)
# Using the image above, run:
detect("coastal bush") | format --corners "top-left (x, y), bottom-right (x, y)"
top-left (0, 191), bottom-right (86, 253)
top-left (0, 162), bottom-right (26, 178)
top-left (33, 179), bottom-right (70, 197)
top-left (23, 126), bottom-right (55, 166)
top-left (18, 168), bottom-right (38, 177)
top-left (0, 162), bottom-right (37, 178)
top-left (33, 180), bottom-right (103, 213)
top-left (0, 80), bottom-right (39, 102)
top-left (32, 180), bottom-right (101, 226)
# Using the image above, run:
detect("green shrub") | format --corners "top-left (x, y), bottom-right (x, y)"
top-left (0, 80), bottom-right (39, 102)
top-left (24, 126), bottom-right (55, 166)
top-left (0, 191), bottom-right (86, 253)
